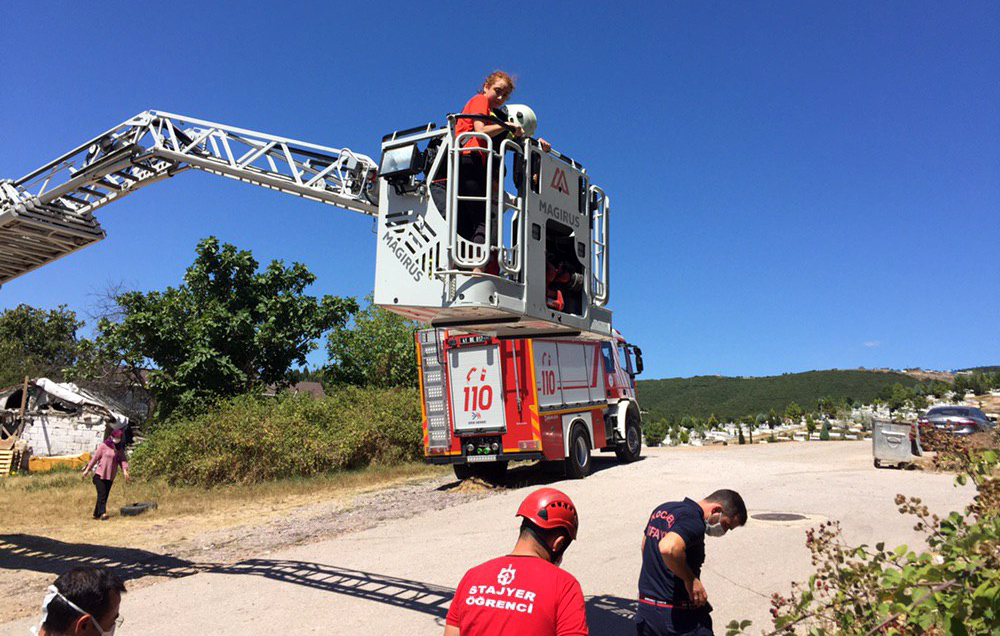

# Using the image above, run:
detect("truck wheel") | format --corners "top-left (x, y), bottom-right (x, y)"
top-left (453, 463), bottom-right (474, 481)
top-left (615, 410), bottom-right (642, 463)
top-left (475, 461), bottom-right (508, 484)
top-left (565, 426), bottom-right (592, 479)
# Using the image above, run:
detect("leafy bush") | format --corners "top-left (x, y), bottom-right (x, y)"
top-left (643, 418), bottom-right (669, 447)
top-left (727, 429), bottom-right (1000, 635)
top-left (131, 388), bottom-right (421, 486)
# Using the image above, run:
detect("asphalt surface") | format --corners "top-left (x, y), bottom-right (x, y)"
top-left (3, 441), bottom-right (974, 635)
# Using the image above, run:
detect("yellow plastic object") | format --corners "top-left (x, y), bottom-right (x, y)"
top-left (28, 452), bottom-right (91, 473)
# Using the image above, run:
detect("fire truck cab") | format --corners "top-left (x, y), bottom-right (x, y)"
top-left (417, 327), bottom-right (644, 480)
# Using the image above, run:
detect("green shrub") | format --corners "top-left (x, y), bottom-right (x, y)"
top-left (727, 429), bottom-right (1000, 636)
top-left (643, 418), bottom-right (669, 447)
top-left (131, 388), bottom-right (421, 486)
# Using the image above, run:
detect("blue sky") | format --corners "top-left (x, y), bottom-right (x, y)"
top-left (1, 1), bottom-right (997, 379)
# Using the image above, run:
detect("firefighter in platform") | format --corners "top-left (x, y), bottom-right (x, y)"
top-left (444, 487), bottom-right (589, 636)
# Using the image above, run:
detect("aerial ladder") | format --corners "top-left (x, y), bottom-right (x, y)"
top-left (0, 109), bottom-right (612, 338)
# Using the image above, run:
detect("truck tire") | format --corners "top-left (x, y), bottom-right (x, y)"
top-left (453, 462), bottom-right (508, 483)
top-left (120, 502), bottom-right (157, 516)
top-left (475, 461), bottom-right (508, 484)
top-left (615, 410), bottom-right (642, 463)
top-left (453, 463), bottom-right (474, 481)
top-left (565, 426), bottom-right (592, 479)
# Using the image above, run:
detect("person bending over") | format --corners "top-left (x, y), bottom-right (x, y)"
top-left (635, 489), bottom-right (747, 636)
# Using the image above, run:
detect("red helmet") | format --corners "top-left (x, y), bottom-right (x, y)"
top-left (516, 488), bottom-right (579, 540)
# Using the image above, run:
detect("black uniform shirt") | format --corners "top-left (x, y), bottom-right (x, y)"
top-left (637, 498), bottom-right (707, 604)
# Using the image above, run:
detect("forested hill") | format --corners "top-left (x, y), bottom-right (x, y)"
top-left (636, 370), bottom-right (920, 421)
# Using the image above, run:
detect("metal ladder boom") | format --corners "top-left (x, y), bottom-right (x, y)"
top-left (0, 110), bottom-right (379, 285)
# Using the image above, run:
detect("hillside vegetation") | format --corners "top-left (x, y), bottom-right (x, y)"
top-left (637, 370), bottom-right (920, 421)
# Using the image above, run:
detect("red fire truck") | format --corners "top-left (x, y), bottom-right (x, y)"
top-left (416, 328), bottom-right (644, 480)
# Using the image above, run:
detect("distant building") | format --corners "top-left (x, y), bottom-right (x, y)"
top-left (263, 381), bottom-right (326, 399)
top-left (0, 378), bottom-right (132, 457)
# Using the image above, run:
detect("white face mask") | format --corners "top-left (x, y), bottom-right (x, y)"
top-left (705, 511), bottom-right (728, 538)
top-left (32, 585), bottom-right (116, 636)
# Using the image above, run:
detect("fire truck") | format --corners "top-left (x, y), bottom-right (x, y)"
top-left (417, 328), bottom-right (644, 480)
top-left (0, 106), bottom-right (645, 478)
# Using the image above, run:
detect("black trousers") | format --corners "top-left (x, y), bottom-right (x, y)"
top-left (636, 607), bottom-right (714, 636)
top-left (457, 154), bottom-right (489, 244)
top-left (92, 475), bottom-right (114, 518)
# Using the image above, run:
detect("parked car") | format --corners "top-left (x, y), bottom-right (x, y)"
top-left (917, 406), bottom-right (994, 437)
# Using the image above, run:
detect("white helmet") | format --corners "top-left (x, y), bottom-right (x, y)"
top-left (505, 104), bottom-right (537, 137)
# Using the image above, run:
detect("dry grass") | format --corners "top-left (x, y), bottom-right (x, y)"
top-left (0, 462), bottom-right (447, 551)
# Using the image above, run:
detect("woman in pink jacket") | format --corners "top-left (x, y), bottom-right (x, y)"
top-left (82, 428), bottom-right (130, 520)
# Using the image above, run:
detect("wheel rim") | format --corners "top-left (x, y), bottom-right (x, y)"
top-left (627, 424), bottom-right (640, 452)
top-left (575, 435), bottom-right (589, 466)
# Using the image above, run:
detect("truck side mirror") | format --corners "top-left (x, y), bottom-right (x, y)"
top-left (631, 345), bottom-right (643, 375)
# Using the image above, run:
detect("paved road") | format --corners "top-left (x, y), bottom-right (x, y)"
top-left (3, 441), bottom-right (973, 635)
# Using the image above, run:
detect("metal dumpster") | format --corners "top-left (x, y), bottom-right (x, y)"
top-left (872, 420), bottom-right (916, 468)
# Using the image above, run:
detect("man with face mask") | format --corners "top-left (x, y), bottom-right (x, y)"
top-left (35, 566), bottom-right (125, 636)
top-left (444, 488), bottom-right (588, 635)
top-left (635, 489), bottom-right (747, 635)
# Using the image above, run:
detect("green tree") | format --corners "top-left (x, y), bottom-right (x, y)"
top-left (886, 382), bottom-right (910, 414)
top-left (741, 414), bottom-right (756, 444)
top-left (952, 375), bottom-right (969, 401)
top-left (326, 296), bottom-right (418, 388)
top-left (0, 304), bottom-right (84, 387)
top-left (785, 401), bottom-right (804, 425)
top-left (707, 413), bottom-right (719, 430)
top-left (968, 373), bottom-right (988, 396)
top-left (755, 412), bottom-right (767, 431)
top-left (93, 237), bottom-right (356, 418)
top-left (643, 418), bottom-right (669, 447)
top-left (817, 395), bottom-right (838, 419)
top-left (819, 420), bottom-right (831, 441)
top-left (737, 423), bottom-right (746, 445)
top-left (806, 414), bottom-right (817, 437)
top-left (767, 408), bottom-right (780, 429)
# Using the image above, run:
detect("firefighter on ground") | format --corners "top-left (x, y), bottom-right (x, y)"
top-left (635, 489), bottom-right (748, 636)
top-left (444, 487), bottom-right (589, 636)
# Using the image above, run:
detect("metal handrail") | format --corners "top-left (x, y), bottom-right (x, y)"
top-left (449, 132), bottom-right (493, 269)
top-left (590, 185), bottom-right (610, 305)
top-left (496, 138), bottom-right (525, 276)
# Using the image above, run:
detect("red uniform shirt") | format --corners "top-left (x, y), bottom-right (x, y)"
top-left (455, 94), bottom-right (493, 153)
top-left (446, 555), bottom-right (588, 636)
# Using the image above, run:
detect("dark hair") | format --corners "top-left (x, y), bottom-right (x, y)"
top-left (704, 489), bottom-right (748, 526)
top-left (519, 519), bottom-right (571, 550)
top-left (43, 567), bottom-right (125, 633)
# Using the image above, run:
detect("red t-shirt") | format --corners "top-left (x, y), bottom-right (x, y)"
top-left (455, 94), bottom-right (493, 153)
top-left (446, 555), bottom-right (588, 636)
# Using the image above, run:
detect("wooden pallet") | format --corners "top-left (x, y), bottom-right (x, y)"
top-left (0, 449), bottom-right (23, 476)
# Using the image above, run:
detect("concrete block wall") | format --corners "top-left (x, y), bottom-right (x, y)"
top-left (20, 412), bottom-right (108, 457)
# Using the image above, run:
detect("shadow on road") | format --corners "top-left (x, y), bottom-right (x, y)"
top-left (2, 534), bottom-right (637, 631)
top-left (0, 534), bottom-right (201, 580)
top-left (437, 455), bottom-right (645, 491)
